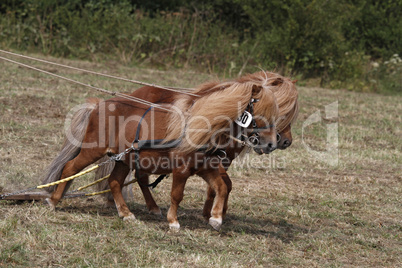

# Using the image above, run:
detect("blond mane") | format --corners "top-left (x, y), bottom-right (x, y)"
top-left (164, 71), bottom-right (299, 153)
top-left (179, 71), bottom-right (299, 132)
top-left (237, 71), bottom-right (299, 132)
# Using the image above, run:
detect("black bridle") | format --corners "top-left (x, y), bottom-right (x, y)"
top-left (241, 98), bottom-right (278, 147)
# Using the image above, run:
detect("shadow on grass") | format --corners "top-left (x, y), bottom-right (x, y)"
top-left (3, 198), bottom-right (308, 243)
top-left (129, 203), bottom-right (309, 243)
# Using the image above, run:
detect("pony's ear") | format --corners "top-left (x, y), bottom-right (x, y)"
top-left (292, 79), bottom-right (298, 84)
top-left (252, 85), bottom-right (262, 95)
top-left (272, 77), bottom-right (283, 86)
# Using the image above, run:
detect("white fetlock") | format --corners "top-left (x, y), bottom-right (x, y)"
top-left (45, 198), bottom-right (56, 210)
top-left (123, 214), bottom-right (136, 221)
top-left (209, 217), bottom-right (222, 231)
top-left (169, 221), bottom-right (180, 230)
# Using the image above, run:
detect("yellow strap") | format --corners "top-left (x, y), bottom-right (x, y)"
top-left (37, 165), bottom-right (100, 189)
top-left (77, 174), bottom-right (110, 191)
top-left (84, 178), bottom-right (138, 197)
top-left (85, 189), bottom-right (111, 196)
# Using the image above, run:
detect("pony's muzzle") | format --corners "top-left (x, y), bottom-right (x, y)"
top-left (252, 139), bottom-right (277, 154)
top-left (261, 131), bottom-right (278, 154)
top-left (278, 138), bottom-right (292, 149)
top-left (268, 141), bottom-right (277, 151)
top-left (264, 141), bottom-right (277, 153)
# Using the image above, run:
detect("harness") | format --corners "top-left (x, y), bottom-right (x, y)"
top-left (118, 98), bottom-right (275, 189)
top-left (131, 107), bottom-right (177, 188)
top-left (238, 98), bottom-right (276, 147)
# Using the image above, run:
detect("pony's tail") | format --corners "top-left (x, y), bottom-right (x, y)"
top-left (41, 98), bottom-right (101, 193)
top-left (94, 157), bottom-right (115, 202)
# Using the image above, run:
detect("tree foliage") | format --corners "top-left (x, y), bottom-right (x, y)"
top-left (0, 0), bottom-right (400, 93)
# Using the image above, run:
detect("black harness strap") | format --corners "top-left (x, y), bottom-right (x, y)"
top-left (131, 106), bottom-right (172, 189)
top-left (134, 106), bottom-right (153, 144)
top-left (137, 139), bottom-right (181, 149)
top-left (146, 174), bottom-right (168, 189)
top-left (125, 97), bottom-right (272, 189)
top-left (133, 107), bottom-right (153, 186)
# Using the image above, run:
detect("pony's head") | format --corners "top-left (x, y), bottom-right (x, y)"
top-left (238, 71), bottom-right (299, 151)
top-left (277, 124), bottom-right (292, 149)
top-left (244, 84), bottom-right (279, 154)
top-left (164, 79), bottom-right (279, 154)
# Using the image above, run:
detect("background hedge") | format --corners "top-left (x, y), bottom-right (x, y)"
top-left (0, 0), bottom-right (401, 93)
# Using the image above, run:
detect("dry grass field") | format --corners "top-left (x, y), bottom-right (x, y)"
top-left (0, 55), bottom-right (401, 267)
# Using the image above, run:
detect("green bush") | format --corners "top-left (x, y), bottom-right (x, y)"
top-left (371, 54), bottom-right (402, 94)
top-left (0, 0), bottom-right (400, 94)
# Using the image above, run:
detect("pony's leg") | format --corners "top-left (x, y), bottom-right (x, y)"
top-left (108, 161), bottom-right (135, 220)
top-left (167, 169), bottom-right (190, 230)
top-left (220, 166), bottom-right (232, 219)
top-left (202, 186), bottom-right (215, 221)
top-left (136, 172), bottom-right (162, 216)
top-left (202, 164), bottom-right (232, 220)
top-left (198, 168), bottom-right (228, 231)
top-left (47, 148), bottom-right (105, 208)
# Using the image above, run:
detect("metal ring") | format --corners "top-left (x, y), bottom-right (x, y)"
top-left (277, 133), bottom-right (282, 143)
top-left (217, 150), bottom-right (227, 160)
top-left (247, 135), bottom-right (260, 147)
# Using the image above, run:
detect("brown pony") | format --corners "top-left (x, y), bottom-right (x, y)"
top-left (42, 71), bottom-right (284, 230)
top-left (95, 71), bottom-right (299, 221)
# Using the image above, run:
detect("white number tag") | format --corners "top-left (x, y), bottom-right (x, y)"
top-left (235, 111), bottom-right (252, 128)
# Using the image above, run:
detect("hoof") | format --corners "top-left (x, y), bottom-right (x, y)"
top-left (208, 217), bottom-right (222, 231)
top-left (169, 221), bottom-right (180, 230)
top-left (149, 207), bottom-right (163, 217)
top-left (45, 198), bottom-right (56, 210)
top-left (123, 214), bottom-right (136, 221)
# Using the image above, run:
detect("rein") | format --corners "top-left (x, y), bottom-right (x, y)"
top-left (0, 49), bottom-right (197, 95)
top-left (0, 50), bottom-right (201, 112)
top-left (0, 55), bottom-right (174, 112)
